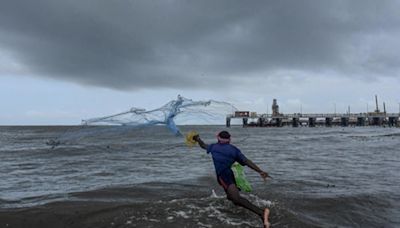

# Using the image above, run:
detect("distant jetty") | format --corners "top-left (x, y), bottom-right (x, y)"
top-left (226, 96), bottom-right (400, 127)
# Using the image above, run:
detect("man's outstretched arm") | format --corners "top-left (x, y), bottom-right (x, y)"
top-left (244, 159), bottom-right (271, 180)
top-left (193, 135), bottom-right (208, 150)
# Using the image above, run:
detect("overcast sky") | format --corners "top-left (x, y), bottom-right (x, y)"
top-left (1, 0), bottom-right (400, 124)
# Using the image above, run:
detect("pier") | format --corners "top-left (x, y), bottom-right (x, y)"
top-left (226, 112), bottom-right (400, 127)
top-left (226, 97), bottom-right (400, 127)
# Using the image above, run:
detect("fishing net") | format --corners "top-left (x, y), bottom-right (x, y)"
top-left (47, 95), bottom-right (237, 147)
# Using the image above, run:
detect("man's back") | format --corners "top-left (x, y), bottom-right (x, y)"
top-left (207, 143), bottom-right (247, 175)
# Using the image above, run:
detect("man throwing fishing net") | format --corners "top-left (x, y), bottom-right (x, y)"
top-left (193, 131), bottom-right (271, 228)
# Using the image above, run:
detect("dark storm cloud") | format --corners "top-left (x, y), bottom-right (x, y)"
top-left (0, 0), bottom-right (399, 90)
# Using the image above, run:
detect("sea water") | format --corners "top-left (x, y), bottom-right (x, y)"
top-left (0, 126), bottom-right (399, 227)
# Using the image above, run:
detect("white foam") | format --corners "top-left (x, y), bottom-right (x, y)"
top-left (175, 211), bottom-right (190, 219)
top-left (162, 191), bottom-right (264, 227)
top-left (246, 193), bottom-right (274, 207)
top-left (147, 218), bottom-right (160, 222)
top-left (210, 189), bottom-right (218, 198)
top-left (197, 222), bottom-right (212, 228)
top-left (226, 220), bottom-right (255, 226)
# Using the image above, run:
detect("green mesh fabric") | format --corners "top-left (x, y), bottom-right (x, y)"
top-left (231, 162), bottom-right (252, 192)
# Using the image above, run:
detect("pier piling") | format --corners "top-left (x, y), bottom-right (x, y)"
top-left (242, 118), bottom-right (248, 127)
top-left (271, 118), bottom-right (282, 127)
top-left (357, 117), bottom-right (366, 126)
top-left (388, 117), bottom-right (398, 127)
top-left (292, 118), bottom-right (299, 127)
top-left (258, 117), bottom-right (265, 127)
top-left (325, 117), bottom-right (333, 127)
top-left (226, 117), bottom-right (231, 127)
top-left (308, 118), bottom-right (316, 127)
top-left (341, 117), bottom-right (349, 127)
top-left (371, 117), bottom-right (383, 126)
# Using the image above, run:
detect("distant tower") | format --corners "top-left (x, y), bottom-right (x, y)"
top-left (374, 95), bottom-right (380, 113)
top-left (272, 99), bottom-right (280, 116)
top-left (383, 102), bottom-right (386, 114)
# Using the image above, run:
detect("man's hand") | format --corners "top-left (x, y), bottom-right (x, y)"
top-left (192, 134), bottom-right (208, 150)
top-left (259, 171), bottom-right (270, 181)
top-left (192, 134), bottom-right (200, 142)
top-left (244, 159), bottom-right (271, 181)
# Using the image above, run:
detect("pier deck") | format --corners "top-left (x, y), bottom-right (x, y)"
top-left (226, 113), bottom-right (400, 127)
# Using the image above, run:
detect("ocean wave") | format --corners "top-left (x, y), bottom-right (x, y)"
top-left (285, 193), bottom-right (397, 228)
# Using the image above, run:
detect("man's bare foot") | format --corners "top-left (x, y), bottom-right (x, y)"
top-left (263, 208), bottom-right (270, 228)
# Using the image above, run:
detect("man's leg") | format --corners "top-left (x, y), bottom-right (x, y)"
top-left (218, 171), bottom-right (270, 227)
top-left (226, 184), bottom-right (263, 215)
top-left (225, 184), bottom-right (270, 227)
